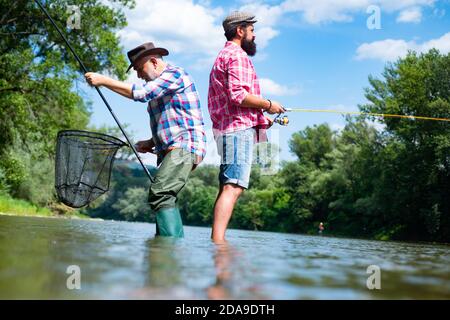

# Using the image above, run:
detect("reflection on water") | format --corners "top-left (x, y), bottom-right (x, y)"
top-left (206, 243), bottom-right (269, 300)
top-left (0, 215), bottom-right (448, 299)
top-left (207, 243), bottom-right (234, 300)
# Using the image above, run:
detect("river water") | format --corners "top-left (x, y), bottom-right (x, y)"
top-left (0, 215), bottom-right (448, 299)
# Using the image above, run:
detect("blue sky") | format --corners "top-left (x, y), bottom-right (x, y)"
top-left (86, 0), bottom-right (450, 165)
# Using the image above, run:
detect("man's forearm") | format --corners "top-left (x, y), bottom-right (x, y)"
top-left (102, 77), bottom-right (133, 99)
top-left (241, 94), bottom-right (270, 110)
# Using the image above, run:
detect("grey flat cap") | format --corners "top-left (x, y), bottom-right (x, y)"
top-left (222, 11), bottom-right (257, 33)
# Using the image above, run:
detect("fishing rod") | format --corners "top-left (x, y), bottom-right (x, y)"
top-left (34, 0), bottom-right (154, 183)
top-left (273, 108), bottom-right (450, 125)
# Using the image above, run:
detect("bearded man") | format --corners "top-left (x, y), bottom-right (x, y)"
top-left (208, 11), bottom-right (285, 242)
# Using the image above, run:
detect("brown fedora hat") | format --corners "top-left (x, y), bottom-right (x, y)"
top-left (126, 42), bottom-right (169, 72)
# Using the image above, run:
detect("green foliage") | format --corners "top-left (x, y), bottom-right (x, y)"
top-left (0, 194), bottom-right (52, 217)
top-left (112, 187), bottom-right (151, 221)
top-left (0, 151), bottom-right (27, 193)
top-left (280, 50), bottom-right (450, 241)
top-left (359, 50), bottom-right (450, 241)
top-left (84, 161), bottom-right (155, 221)
top-left (289, 124), bottom-right (334, 167)
top-left (0, 0), bottom-right (133, 209)
top-left (178, 166), bottom-right (219, 226)
top-left (14, 149), bottom-right (55, 205)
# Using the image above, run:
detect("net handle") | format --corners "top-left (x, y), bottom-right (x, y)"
top-left (35, 0), bottom-right (154, 183)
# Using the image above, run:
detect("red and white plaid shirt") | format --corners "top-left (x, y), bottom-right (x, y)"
top-left (208, 41), bottom-right (269, 142)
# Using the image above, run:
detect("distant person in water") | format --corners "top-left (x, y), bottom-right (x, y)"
top-left (318, 222), bottom-right (324, 235)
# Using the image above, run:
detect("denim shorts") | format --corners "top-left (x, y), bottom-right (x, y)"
top-left (216, 128), bottom-right (255, 189)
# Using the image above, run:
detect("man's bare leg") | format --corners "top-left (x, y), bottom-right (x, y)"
top-left (211, 183), bottom-right (244, 242)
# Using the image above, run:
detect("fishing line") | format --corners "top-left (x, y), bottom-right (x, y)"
top-left (274, 108), bottom-right (450, 125)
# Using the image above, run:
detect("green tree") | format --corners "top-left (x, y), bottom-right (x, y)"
top-left (289, 124), bottom-right (334, 168)
top-left (280, 124), bottom-right (335, 233)
top-left (112, 187), bottom-right (152, 221)
top-left (0, 0), bottom-right (134, 206)
top-left (360, 50), bottom-right (450, 241)
top-left (85, 162), bottom-right (155, 221)
top-left (178, 165), bottom-right (219, 226)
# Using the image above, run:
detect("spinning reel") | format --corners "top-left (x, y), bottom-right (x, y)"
top-left (273, 108), bottom-right (292, 126)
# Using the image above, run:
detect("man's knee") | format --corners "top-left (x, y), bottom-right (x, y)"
top-left (222, 183), bottom-right (244, 198)
top-left (148, 184), bottom-right (175, 212)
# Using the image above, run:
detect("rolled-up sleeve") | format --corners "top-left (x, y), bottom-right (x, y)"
top-left (227, 54), bottom-right (251, 106)
top-left (132, 70), bottom-right (183, 103)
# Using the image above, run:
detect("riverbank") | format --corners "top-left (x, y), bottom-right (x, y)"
top-left (0, 195), bottom-right (90, 220)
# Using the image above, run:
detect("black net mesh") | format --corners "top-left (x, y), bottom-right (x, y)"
top-left (55, 130), bottom-right (127, 208)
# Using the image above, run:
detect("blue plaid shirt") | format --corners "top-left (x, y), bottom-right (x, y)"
top-left (132, 64), bottom-right (207, 160)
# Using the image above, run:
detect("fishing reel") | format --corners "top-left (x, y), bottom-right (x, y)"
top-left (273, 108), bottom-right (292, 126)
top-left (274, 114), bottom-right (289, 126)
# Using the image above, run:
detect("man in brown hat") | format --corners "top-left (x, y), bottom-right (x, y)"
top-left (85, 42), bottom-right (207, 238)
top-left (208, 11), bottom-right (285, 242)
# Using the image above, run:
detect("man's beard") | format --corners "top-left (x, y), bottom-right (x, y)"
top-left (241, 37), bottom-right (257, 56)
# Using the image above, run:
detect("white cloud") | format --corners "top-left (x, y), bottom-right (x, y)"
top-left (356, 39), bottom-right (411, 61)
top-left (115, 0), bottom-right (437, 68)
top-left (420, 32), bottom-right (450, 53)
top-left (280, 0), bottom-right (434, 24)
top-left (124, 71), bottom-right (142, 85)
top-left (259, 78), bottom-right (300, 96)
top-left (251, 52), bottom-right (269, 62)
top-left (396, 7), bottom-right (422, 23)
top-left (330, 123), bottom-right (345, 132)
top-left (117, 0), bottom-right (224, 60)
top-left (117, 0), bottom-right (282, 69)
top-left (254, 26), bottom-right (280, 49)
top-left (239, 2), bottom-right (284, 47)
top-left (368, 121), bottom-right (386, 132)
top-left (281, 0), bottom-right (356, 24)
top-left (355, 32), bottom-right (450, 61)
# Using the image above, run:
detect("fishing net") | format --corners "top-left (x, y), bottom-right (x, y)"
top-left (55, 130), bottom-right (127, 208)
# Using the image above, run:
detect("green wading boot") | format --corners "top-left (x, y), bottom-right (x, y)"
top-left (155, 207), bottom-right (184, 238)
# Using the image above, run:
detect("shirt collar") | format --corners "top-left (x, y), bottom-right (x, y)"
top-left (225, 41), bottom-right (245, 53)
top-left (226, 41), bottom-right (240, 48)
